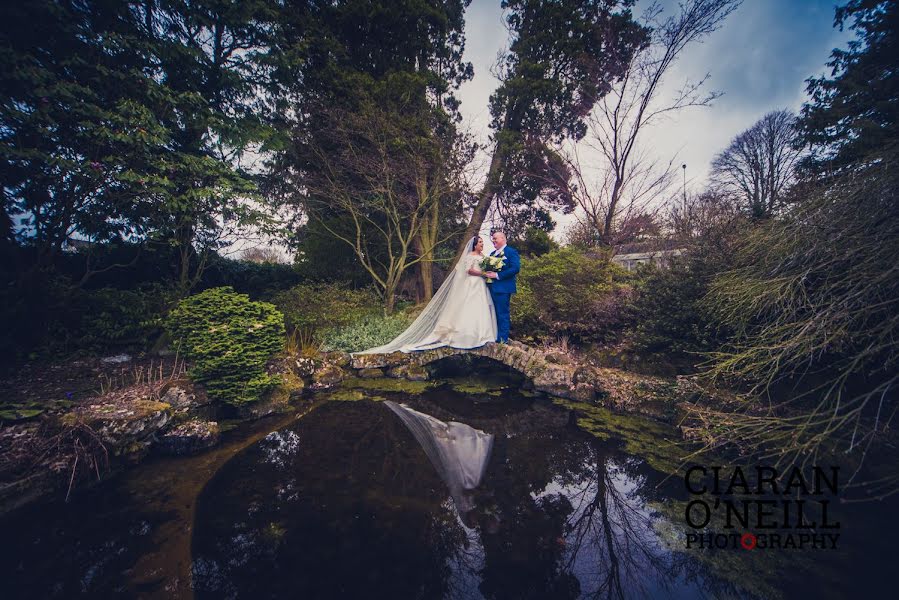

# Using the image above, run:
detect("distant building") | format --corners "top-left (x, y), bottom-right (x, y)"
top-left (611, 248), bottom-right (686, 271)
top-left (63, 238), bottom-right (97, 253)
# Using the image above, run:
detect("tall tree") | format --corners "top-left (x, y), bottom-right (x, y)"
top-left (797, 0), bottom-right (899, 173)
top-left (303, 100), bottom-right (467, 312)
top-left (710, 109), bottom-right (802, 218)
top-left (696, 1), bottom-right (899, 488)
top-left (267, 0), bottom-right (474, 306)
top-left (137, 0), bottom-right (279, 295)
top-left (567, 0), bottom-right (739, 245)
top-left (456, 0), bottom-right (648, 256)
top-left (0, 1), bottom-right (166, 270)
top-left (0, 0), bottom-right (280, 294)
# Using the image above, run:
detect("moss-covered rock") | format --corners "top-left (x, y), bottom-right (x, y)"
top-left (338, 376), bottom-right (434, 394)
top-left (311, 362), bottom-right (347, 389)
top-left (358, 367), bottom-right (385, 378)
top-left (327, 389), bottom-right (367, 402)
top-left (322, 351), bottom-right (351, 368)
top-left (159, 379), bottom-right (209, 414)
top-left (348, 341), bottom-right (686, 420)
top-left (157, 419), bottom-right (221, 455)
top-left (68, 396), bottom-right (172, 460)
top-left (386, 364), bottom-right (429, 381)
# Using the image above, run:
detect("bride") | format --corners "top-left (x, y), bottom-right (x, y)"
top-left (355, 236), bottom-right (497, 354)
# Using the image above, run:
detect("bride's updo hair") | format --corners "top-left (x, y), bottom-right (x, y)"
top-left (470, 235), bottom-right (480, 250)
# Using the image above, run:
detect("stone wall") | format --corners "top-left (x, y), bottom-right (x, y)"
top-left (347, 341), bottom-right (685, 421)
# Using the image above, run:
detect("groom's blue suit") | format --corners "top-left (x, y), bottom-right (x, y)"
top-left (488, 245), bottom-right (520, 342)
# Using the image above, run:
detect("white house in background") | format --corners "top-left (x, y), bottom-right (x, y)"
top-left (611, 248), bottom-right (686, 271)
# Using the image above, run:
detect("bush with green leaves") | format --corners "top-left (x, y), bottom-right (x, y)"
top-left (511, 226), bottom-right (560, 258)
top-left (511, 248), bottom-right (633, 343)
top-left (165, 287), bottom-right (285, 406)
top-left (628, 260), bottom-right (718, 357)
top-left (270, 283), bottom-right (382, 335)
top-left (319, 312), bottom-right (414, 353)
top-left (79, 283), bottom-right (174, 351)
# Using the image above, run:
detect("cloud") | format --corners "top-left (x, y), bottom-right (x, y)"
top-left (456, 0), bottom-right (853, 238)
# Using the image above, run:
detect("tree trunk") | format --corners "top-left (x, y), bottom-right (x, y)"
top-left (456, 145), bottom-right (506, 260)
top-left (600, 178), bottom-right (623, 246)
top-left (383, 280), bottom-right (397, 314)
top-left (175, 217), bottom-right (195, 297)
top-left (414, 233), bottom-right (431, 302)
top-left (416, 197), bottom-right (440, 302)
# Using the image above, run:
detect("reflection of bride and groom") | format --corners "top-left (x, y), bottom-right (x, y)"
top-left (384, 398), bottom-right (703, 600)
top-left (357, 230), bottom-right (520, 354)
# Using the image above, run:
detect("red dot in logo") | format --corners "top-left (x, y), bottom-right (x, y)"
top-left (740, 533), bottom-right (757, 550)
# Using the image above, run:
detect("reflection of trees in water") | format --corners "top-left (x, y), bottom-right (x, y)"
top-left (459, 426), bottom-right (717, 600)
top-left (399, 405), bottom-right (679, 600)
top-left (533, 433), bottom-right (756, 600)
top-left (195, 399), bottom-right (760, 600)
top-left (557, 450), bottom-right (678, 599)
top-left (193, 401), bottom-right (474, 599)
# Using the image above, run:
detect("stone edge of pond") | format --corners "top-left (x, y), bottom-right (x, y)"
top-left (0, 343), bottom-right (714, 516)
top-left (345, 341), bottom-right (708, 424)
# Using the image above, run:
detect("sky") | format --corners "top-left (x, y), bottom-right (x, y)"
top-left (455, 0), bottom-right (853, 240)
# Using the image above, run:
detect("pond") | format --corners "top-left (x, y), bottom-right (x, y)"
top-left (1, 361), bottom-right (893, 599)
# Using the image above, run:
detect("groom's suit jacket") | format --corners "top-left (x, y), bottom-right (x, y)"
top-left (489, 245), bottom-right (520, 294)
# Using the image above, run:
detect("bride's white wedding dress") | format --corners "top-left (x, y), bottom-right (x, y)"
top-left (355, 239), bottom-right (497, 354)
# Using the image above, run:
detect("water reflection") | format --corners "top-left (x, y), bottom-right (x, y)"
top-left (1, 382), bottom-right (890, 598)
top-left (191, 392), bottom-right (751, 599)
top-left (385, 400), bottom-right (493, 520)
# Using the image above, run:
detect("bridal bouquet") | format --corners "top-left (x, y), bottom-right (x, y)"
top-left (479, 255), bottom-right (505, 284)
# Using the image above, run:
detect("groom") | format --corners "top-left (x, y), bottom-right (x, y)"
top-left (484, 230), bottom-right (520, 343)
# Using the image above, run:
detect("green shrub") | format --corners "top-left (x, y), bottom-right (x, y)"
top-left (270, 283), bottom-right (382, 335)
top-left (200, 253), bottom-right (303, 297)
top-left (79, 283), bottom-right (174, 351)
top-left (511, 247), bottom-right (633, 343)
top-left (165, 286), bottom-right (285, 406)
top-left (629, 260), bottom-right (718, 356)
top-left (320, 312), bottom-right (414, 353)
top-left (512, 226), bottom-right (560, 258)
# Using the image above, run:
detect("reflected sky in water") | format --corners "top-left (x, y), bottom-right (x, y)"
top-left (2, 375), bottom-right (893, 599)
top-left (191, 391), bottom-right (755, 599)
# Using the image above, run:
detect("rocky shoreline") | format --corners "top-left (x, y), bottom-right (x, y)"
top-left (0, 342), bottom-right (705, 515)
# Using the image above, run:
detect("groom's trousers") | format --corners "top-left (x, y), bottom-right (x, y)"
top-left (491, 290), bottom-right (511, 342)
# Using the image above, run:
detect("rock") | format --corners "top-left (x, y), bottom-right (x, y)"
top-left (351, 351), bottom-right (409, 370)
top-left (159, 381), bottom-right (208, 412)
top-left (156, 419), bottom-right (220, 455)
top-left (239, 377), bottom-right (297, 419)
top-left (311, 362), bottom-right (347, 389)
top-left (322, 351), bottom-right (351, 368)
top-left (571, 383), bottom-right (596, 403)
top-left (387, 364), bottom-right (429, 381)
top-left (345, 341), bottom-right (684, 423)
top-left (68, 397), bottom-right (172, 458)
top-left (100, 353), bottom-right (132, 364)
top-left (293, 356), bottom-right (317, 378)
top-left (545, 352), bottom-right (573, 365)
top-left (358, 368), bottom-right (385, 378)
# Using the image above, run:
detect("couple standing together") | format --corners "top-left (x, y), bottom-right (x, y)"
top-left (358, 231), bottom-right (520, 355)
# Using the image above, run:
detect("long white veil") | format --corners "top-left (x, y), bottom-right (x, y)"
top-left (354, 237), bottom-right (477, 355)
top-left (384, 401), bottom-right (493, 514)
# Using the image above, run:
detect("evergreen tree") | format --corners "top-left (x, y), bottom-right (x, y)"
top-left (267, 0), bottom-right (474, 307)
top-left (458, 0), bottom-right (647, 252)
top-left (797, 0), bottom-right (899, 172)
top-left (0, 1), bottom-right (167, 269)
